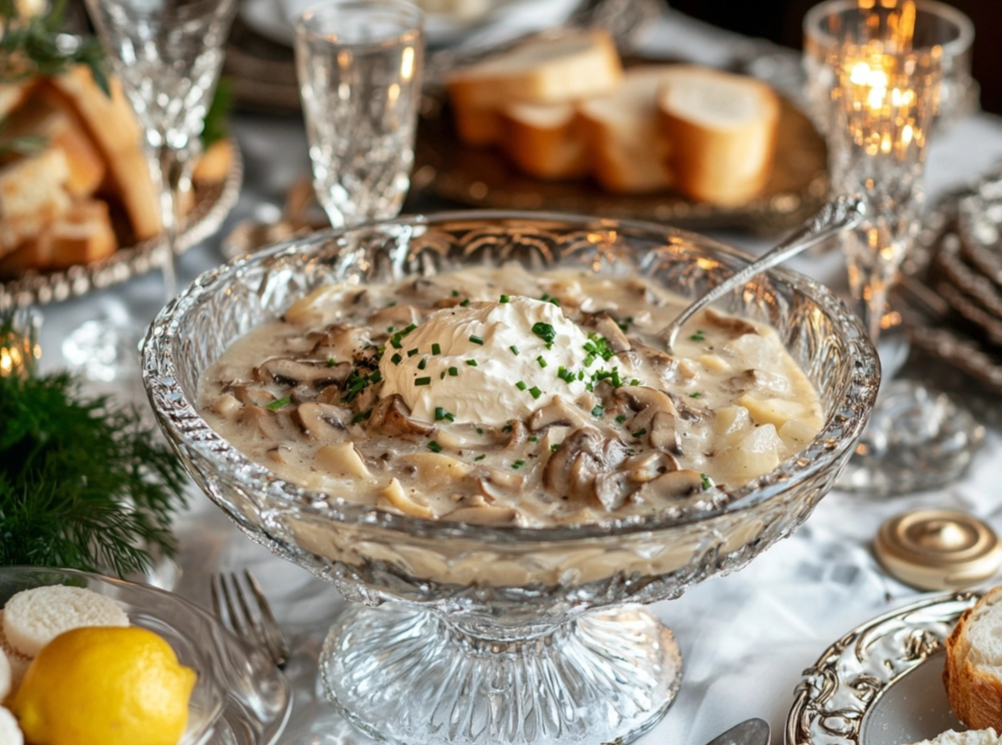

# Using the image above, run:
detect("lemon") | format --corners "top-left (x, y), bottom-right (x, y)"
top-left (10, 626), bottom-right (196, 745)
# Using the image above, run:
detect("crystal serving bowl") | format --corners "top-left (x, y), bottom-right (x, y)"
top-left (143, 212), bottom-right (879, 745)
top-left (0, 566), bottom-right (292, 745)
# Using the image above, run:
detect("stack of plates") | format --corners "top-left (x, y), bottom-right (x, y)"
top-left (901, 168), bottom-right (1002, 392)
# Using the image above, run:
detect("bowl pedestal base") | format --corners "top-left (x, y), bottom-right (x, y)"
top-left (320, 601), bottom-right (682, 745)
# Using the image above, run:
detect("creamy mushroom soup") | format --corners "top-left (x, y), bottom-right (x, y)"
top-left (198, 264), bottom-right (823, 527)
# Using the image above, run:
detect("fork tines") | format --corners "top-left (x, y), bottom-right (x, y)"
top-left (211, 569), bottom-right (290, 669)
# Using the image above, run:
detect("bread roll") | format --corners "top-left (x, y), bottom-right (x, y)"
top-left (577, 65), bottom-right (678, 194)
top-left (657, 65), bottom-right (779, 206)
top-left (0, 199), bottom-right (119, 274)
top-left (2, 585), bottom-right (129, 658)
top-left (498, 102), bottom-right (589, 180)
top-left (946, 587), bottom-right (1002, 730)
top-left (446, 29), bottom-right (622, 146)
top-left (0, 149), bottom-right (72, 255)
top-left (0, 612), bottom-right (31, 695)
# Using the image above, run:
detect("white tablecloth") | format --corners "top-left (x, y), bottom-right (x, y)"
top-left (30, 9), bottom-right (1002, 745)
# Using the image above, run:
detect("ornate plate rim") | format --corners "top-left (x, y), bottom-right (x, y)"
top-left (0, 140), bottom-right (244, 309)
top-left (785, 591), bottom-right (980, 745)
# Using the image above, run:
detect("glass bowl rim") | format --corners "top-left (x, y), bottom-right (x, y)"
top-left (143, 209), bottom-right (879, 544)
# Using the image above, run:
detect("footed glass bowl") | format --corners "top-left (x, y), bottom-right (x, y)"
top-left (143, 212), bottom-right (879, 745)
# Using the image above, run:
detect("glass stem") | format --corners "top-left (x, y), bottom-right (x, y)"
top-left (154, 144), bottom-right (187, 302)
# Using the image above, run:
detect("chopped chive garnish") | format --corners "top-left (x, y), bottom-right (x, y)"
top-left (371, 371), bottom-right (382, 383)
top-left (460, 298), bottom-right (471, 307)
top-left (516, 381), bottom-right (527, 391)
top-left (531, 322), bottom-right (556, 345)
top-left (616, 414), bottom-right (628, 423)
top-left (529, 386), bottom-right (542, 400)
top-left (449, 367), bottom-right (459, 376)
top-left (701, 473), bottom-right (713, 490)
top-left (445, 412), bottom-right (455, 422)
top-left (428, 441), bottom-right (442, 453)
top-left (583, 355), bottom-right (595, 367)
top-left (431, 343), bottom-right (441, 355)
top-left (536, 355), bottom-right (547, 368)
top-left (500, 294), bottom-right (510, 303)
top-left (512, 460), bottom-right (525, 469)
top-left (265, 397), bottom-right (291, 410)
top-left (469, 335), bottom-right (484, 345)
top-left (434, 407), bottom-right (446, 421)
top-left (690, 330), bottom-right (706, 342)
top-left (351, 409), bottom-right (372, 423)
top-left (529, 435), bottom-right (538, 442)
top-left (550, 443), bottom-right (560, 452)
top-left (466, 359), bottom-right (478, 367)
top-left (476, 428), bottom-right (484, 435)
top-left (474, 454), bottom-right (486, 461)
top-left (415, 377), bottom-right (431, 386)
top-left (407, 348), bottom-right (419, 357)
top-left (391, 353), bottom-right (403, 365)
top-left (690, 392), bottom-right (702, 398)
top-left (418, 357), bottom-right (428, 370)
top-left (632, 428), bottom-right (647, 438)
top-left (327, 357), bottom-right (337, 366)
top-left (451, 290), bottom-right (459, 297)
top-left (440, 372), bottom-right (446, 379)
top-left (591, 406), bottom-right (604, 417)
top-left (630, 379), bottom-right (641, 386)
top-left (386, 301), bottom-right (397, 307)
top-left (510, 345), bottom-right (520, 355)
top-left (387, 326), bottom-right (395, 333)
top-left (503, 422), bottom-right (513, 433)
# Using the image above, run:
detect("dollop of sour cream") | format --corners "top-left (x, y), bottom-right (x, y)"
top-left (379, 296), bottom-right (633, 424)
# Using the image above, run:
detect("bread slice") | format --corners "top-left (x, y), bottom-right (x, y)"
top-left (0, 148), bottom-right (72, 255)
top-left (446, 28), bottom-right (623, 146)
top-left (0, 199), bottom-right (119, 274)
top-left (498, 102), bottom-right (589, 180)
top-left (577, 65), bottom-right (678, 194)
top-left (657, 66), bottom-right (779, 206)
top-left (0, 646), bottom-right (10, 702)
top-left (2, 91), bottom-right (107, 197)
top-left (945, 587), bottom-right (1002, 730)
top-left (47, 67), bottom-right (161, 241)
top-left (907, 730), bottom-right (1000, 745)
top-left (0, 612), bottom-right (31, 696)
top-left (2, 585), bottom-right (129, 658)
top-left (0, 81), bottom-right (34, 123)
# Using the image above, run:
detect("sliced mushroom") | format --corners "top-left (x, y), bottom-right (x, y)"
top-left (592, 313), bottom-right (632, 353)
top-left (291, 402), bottom-right (347, 438)
top-left (397, 452), bottom-right (474, 491)
top-left (703, 308), bottom-right (758, 338)
top-left (543, 427), bottom-right (628, 506)
top-left (254, 357), bottom-right (347, 389)
top-left (615, 386), bottom-right (679, 439)
top-left (234, 405), bottom-right (289, 442)
top-left (444, 505), bottom-right (519, 525)
top-left (648, 410), bottom-right (681, 453)
top-left (366, 394), bottom-right (433, 437)
top-left (368, 304), bottom-right (420, 330)
top-left (631, 469), bottom-right (706, 504)
top-left (307, 323), bottom-right (370, 361)
top-left (625, 451), bottom-right (679, 483)
top-left (211, 392), bottom-right (242, 418)
top-left (226, 382), bottom-right (274, 407)
top-left (315, 442), bottom-right (372, 478)
top-left (528, 396), bottom-right (590, 431)
top-left (593, 471), bottom-right (631, 511)
top-left (505, 419), bottom-right (528, 450)
top-left (379, 478), bottom-right (434, 519)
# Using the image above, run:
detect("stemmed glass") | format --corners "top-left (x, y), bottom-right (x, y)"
top-left (820, 1), bottom-right (982, 495)
top-left (293, 0), bottom-right (424, 228)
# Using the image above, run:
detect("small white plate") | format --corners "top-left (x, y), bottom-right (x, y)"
top-left (786, 592), bottom-right (978, 745)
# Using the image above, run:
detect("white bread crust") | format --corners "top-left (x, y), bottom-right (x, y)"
top-left (946, 587), bottom-right (1002, 731)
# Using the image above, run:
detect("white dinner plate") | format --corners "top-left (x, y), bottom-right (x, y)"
top-left (786, 592), bottom-right (978, 745)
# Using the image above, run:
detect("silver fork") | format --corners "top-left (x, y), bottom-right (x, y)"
top-left (211, 569), bottom-right (290, 669)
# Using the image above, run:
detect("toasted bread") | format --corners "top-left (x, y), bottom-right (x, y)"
top-left (0, 199), bottom-right (119, 274)
top-left (944, 587), bottom-right (1002, 731)
top-left (498, 102), bottom-right (589, 180)
top-left (657, 66), bottom-right (779, 206)
top-left (446, 29), bottom-right (622, 146)
top-left (577, 65), bottom-right (678, 194)
top-left (0, 148), bottom-right (72, 254)
top-left (47, 67), bottom-right (161, 241)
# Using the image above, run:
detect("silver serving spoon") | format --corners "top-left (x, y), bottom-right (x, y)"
top-left (661, 194), bottom-right (867, 353)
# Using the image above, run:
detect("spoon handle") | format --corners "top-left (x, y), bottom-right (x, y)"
top-left (662, 194), bottom-right (867, 352)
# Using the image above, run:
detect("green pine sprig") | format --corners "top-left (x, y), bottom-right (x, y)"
top-left (0, 311), bottom-right (188, 577)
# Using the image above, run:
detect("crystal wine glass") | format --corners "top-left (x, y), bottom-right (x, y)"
top-left (821, 1), bottom-right (982, 495)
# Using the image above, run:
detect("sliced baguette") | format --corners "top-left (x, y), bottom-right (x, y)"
top-left (2, 91), bottom-right (107, 197)
top-left (2, 585), bottom-right (129, 658)
top-left (0, 148), bottom-right (72, 255)
top-left (657, 65), bottom-right (779, 206)
top-left (945, 586), bottom-right (1002, 730)
top-left (498, 102), bottom-right (589, 180)
top-left (577, 65), bottom-right (678, 194)
top-left (446, 28), bottom-right (622, 146)
top-left (0, 199), bottom-right (119, 274)
top-left (47, 67), bottom-right (161, 241)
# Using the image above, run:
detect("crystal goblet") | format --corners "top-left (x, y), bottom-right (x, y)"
top-left (294, 0), bottom-right (424, 228)
top-left (142, 213), bottom-right (878, 745)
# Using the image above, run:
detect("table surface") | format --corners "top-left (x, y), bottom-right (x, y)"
top-left (29, 8), bottom-right (1002, 745)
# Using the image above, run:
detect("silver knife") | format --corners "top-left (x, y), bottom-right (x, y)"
top-left (703, 718), bottom-right (771, 745)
